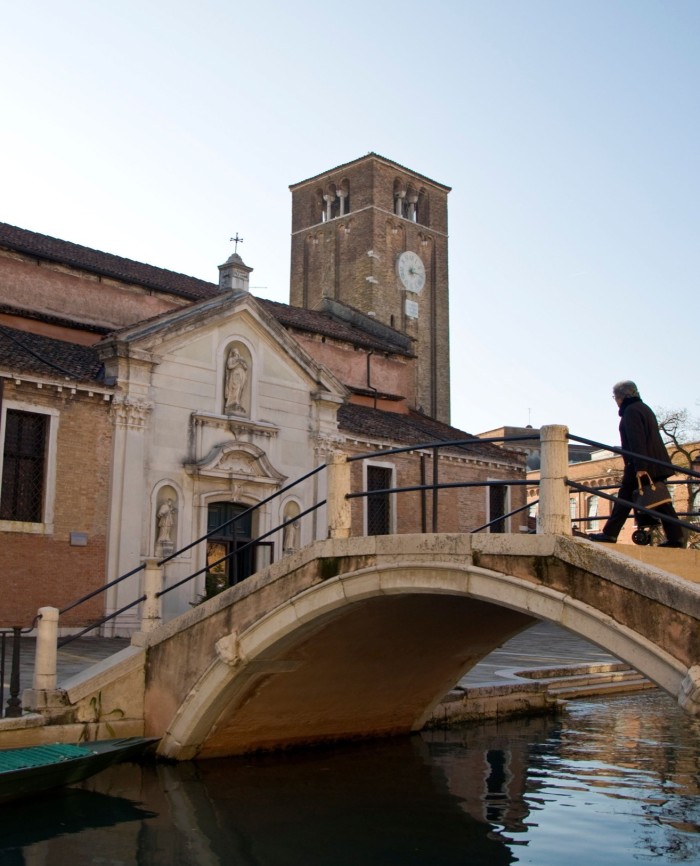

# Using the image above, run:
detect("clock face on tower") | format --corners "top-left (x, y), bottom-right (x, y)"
top-left (397, 250), bottom-right (426, 293)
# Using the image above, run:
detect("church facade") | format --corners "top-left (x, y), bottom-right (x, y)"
top-left (0, 155), bottom-right (524, 633)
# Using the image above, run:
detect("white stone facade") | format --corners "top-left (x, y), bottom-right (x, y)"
top-left (97, 291), bottom-right (347, 633)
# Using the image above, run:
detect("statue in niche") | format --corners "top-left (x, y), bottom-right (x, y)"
top-left (224, 347), bottom-right (249, 415)
top-left (283, 504), bottom-right (300, 553)
top-left (157, 498), bottom-right (177, 545)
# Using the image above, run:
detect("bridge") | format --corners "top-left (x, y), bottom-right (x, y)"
top-left (3, 427), bottom-right (700, 757)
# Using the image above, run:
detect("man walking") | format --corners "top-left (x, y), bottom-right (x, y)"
top-left (590, 380), bottom-right (684, 547)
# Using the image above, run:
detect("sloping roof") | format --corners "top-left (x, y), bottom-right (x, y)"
top-left (0, 303), bottom-right (112, 336)
top-left (258, 298), bottom-right (413, 356)
top-left (0, 221), bottom-right (415, 354)
top-left (289, 152), bottom-right (451, 192)
top-left (338, 403), bottom-right (518, 463)
top-left (0, 324), bottom-right (104, 383)
top-left (0, 222), bottom-right (222, 303)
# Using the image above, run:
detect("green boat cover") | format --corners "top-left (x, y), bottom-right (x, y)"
top-left (0, 743), bottom-right (93, 772)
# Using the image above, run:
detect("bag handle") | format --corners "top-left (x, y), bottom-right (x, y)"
top-left (635, 470), bottom-right (656, 494)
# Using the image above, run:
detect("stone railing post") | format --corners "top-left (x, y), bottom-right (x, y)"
top-left (538, 424), bottom-right (571, 535)
top-left (141, 558), bottom-right (163, 633)
top-left (327, 452), bottom-right (351, 539)
top-left (33, 606), bottom-right (59, 691)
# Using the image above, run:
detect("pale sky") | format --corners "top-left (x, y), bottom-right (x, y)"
top-left (1, 0), bottom-right (698, 446)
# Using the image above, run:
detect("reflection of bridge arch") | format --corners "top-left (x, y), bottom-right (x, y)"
top-left (155, 534), bottom-right (700, 759)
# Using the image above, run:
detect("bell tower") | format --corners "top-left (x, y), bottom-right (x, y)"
top-left (289, 153), bottom-right (451, 423)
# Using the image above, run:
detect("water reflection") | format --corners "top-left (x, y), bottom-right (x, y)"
top-left (1, 691), bottom-right (700, 865)
top-left (0, 788), bottom-right (155, 863)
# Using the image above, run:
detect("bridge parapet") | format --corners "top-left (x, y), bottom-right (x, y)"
top-left (9, 533), bottom-right (700, 754)
top-left (138, 533), bottom-right (700, 757)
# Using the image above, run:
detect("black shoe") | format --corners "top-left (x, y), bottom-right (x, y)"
top-left (589, 533), bottom-right (617, 543)
top-left (658, 541), bottom-right (685, 548)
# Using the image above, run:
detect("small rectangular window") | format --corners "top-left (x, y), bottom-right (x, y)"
top-left (489, 484), bottom-right (507, 533)
top-left (0, 409), bottom-right (48, 522)
top-left (366, 465), bottom-right (393, 535)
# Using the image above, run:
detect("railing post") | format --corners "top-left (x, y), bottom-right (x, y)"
top-left (141, 558), bottom-right (163, 633)
top-left (5, 627), bottom-right (23, 718)
top-left (327, 451), bottom-right (351, 539)
top-left (538, 424), bottom-right (571, 536)
top-left (33, 606), bottom-right (59, 691)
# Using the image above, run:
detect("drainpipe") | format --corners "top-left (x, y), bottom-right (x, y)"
top-left (366, 352), bottom-right (378, 410)
top-left (420, 454), bottom-right (427, 533)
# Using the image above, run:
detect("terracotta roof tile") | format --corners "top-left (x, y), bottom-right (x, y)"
top-left (258, 298), bottom-right (412, 355)
top-left (0, 324), bottom-right (104, 383)
top-left (338, 403), bottom-right (515, 462)
top-left (0, 222), bottom-right (222, 302)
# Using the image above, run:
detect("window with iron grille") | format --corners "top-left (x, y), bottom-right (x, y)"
top-left (0, 409), bottom-right (48, 522)
top-left (489, 484), bottom-right (508, 533)
top-left (366, 464), bottom-right (393, 535)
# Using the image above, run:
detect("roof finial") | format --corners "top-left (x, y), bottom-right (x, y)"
top-left (230, 233), bottom-right (244, 254)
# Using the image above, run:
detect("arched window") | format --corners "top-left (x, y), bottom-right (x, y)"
top-left (394, 180), bottom-right (429, 225)
top-left (320, 180), bottom-right (351, 222)
top-left (587, 495), bottom-right (600, 531)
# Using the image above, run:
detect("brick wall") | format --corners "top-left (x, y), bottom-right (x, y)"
top-left (0, 381), bottom-right (112, 627)
top-left (343, 440), bottom-right (526, 537)
top-left (290, 155), bottom-right (451, 422)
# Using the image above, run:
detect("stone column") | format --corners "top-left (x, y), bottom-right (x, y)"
top-left (406, 194), bottom-right (418, 221)
top-left (25, 605), bottom-right (71, 721)
top-left (327, 452), bottom-right (351, 539)
top-left (33, 606), bottom-right (59, 691)
top-left (337, 190), bottom-right (347, 217)
top-left (105, 395), bottom-right (152, 635)
top-left (538, 424), bottom-right (571, 535)
top-left (324, 194), bottom-right (335, 222)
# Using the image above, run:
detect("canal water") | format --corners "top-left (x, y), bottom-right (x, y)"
top-left (1, 690), bottom-right (699, 865)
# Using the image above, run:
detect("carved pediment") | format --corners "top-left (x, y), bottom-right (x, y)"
top-left (185, 441), bottom-right (286, 485)
top-left (191, 411), bottom-right (279, 439)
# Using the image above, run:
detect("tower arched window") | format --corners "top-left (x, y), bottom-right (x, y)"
top-left (394, 181), bottom-right (428, 225)
top-left (320, 180), bottom-right (351, 222)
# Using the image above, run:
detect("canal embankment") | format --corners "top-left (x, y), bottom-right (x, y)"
top-left (427, 619), bottom-right (655, 727)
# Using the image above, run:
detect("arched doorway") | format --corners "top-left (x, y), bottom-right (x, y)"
top-left (206, 502), bottom-right (255, 594)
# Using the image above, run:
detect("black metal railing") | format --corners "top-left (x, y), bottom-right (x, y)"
top-left (1, 627), bottom-right (24, 718)
top-left (35, 429), bottom-right (700, 656)
top-left (11, 428), bottom-right (700, 718)
top-left (565, 434), bottom-right (700, 539)
top-left (56, 463), bottom-right (329, 647)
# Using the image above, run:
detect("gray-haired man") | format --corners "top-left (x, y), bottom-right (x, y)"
top-left (590, 381), bottom-right (684, 547)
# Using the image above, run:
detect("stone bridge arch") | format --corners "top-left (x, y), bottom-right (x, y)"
top-left (152, 535), bottom-right (700, 759)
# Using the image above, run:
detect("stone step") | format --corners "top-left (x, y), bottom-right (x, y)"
top-left (515, 661), bottom-right (631, 681)
top-left (528, 669), bottom-right (649, 690)
top-left (548, 676), bottom-right (656, 700)
top-left (514, 662), bottom-right (655, 700)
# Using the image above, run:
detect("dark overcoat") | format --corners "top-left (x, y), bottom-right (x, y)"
top-left (618, 396), bottom-right (672, 481)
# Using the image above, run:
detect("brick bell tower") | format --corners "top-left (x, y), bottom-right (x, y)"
top-left (289, 153), bottom-right (451, 424)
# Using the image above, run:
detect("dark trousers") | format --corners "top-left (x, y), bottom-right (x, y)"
top-left (603, 475), bottom-right (683, 544)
